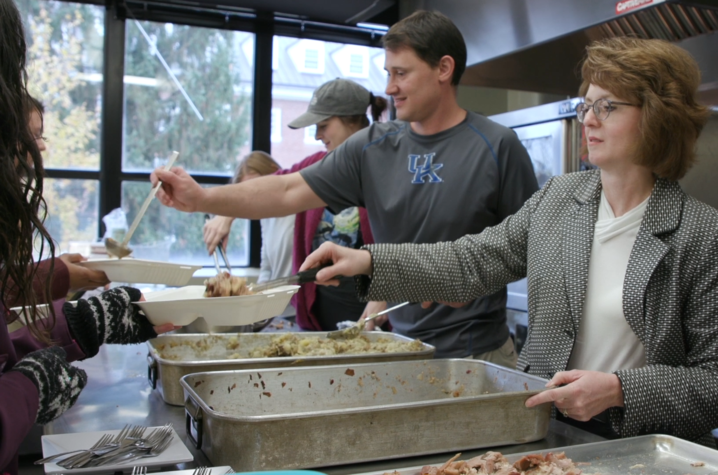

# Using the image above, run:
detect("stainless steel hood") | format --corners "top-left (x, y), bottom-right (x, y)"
top-left (408, 0), bottom-right (718, 103)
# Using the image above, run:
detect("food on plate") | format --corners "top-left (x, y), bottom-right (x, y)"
top-left (383, 451), bottom-right (584, 475)
top-left (203, 272), bottom-right (255, 297)
top-left (154, 333), bottom-right (425, 361)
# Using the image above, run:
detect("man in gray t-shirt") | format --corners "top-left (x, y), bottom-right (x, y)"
top-left (151, 10), bottom-right (538, 361)
top-left (300, 111), bottom-right (537, 357)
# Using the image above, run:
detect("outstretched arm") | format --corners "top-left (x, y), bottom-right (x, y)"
top-left (152, 167), bottom-right (326, 219)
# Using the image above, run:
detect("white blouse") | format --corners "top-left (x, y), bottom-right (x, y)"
top-left (567, 190), bottom-right (649, 373)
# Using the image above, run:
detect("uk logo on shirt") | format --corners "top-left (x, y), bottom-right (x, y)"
top-left (408, 153), bottom-right (443, 184)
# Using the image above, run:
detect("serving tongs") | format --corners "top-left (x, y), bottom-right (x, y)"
top-left (105, 151), bottom-right (179, 259)
top-left (248, 263), bottom-right (331, 293)
top-left (327, 301), bottom-right (410, 340)
top-left (204, 214), bottom-right (232, 274)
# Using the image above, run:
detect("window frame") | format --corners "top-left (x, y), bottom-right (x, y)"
top-left (41, 0), bottom-right (386, 269)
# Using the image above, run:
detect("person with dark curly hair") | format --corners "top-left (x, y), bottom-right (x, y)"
top-left (0, 2), bottom-right (175, 472)
top-left (9, 94), bottom-right (111, 305)
top-left (301, 37), bottom-right (717, 446)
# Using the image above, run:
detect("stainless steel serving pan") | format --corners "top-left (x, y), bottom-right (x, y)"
top-left (180, 359), bottom-right (551, 471)
top-left (147, 332), bottom-right (435, 406)
top-left (350, 434), bottom-right (718, 475)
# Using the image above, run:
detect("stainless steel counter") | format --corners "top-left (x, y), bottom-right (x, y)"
top-left (32, 343), bottom-right (605, 474)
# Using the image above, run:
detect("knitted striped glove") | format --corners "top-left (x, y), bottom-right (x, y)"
top-left (64, 286), bottom-right (157, 358)
top-left (10, 347), bottom-right (87, 425)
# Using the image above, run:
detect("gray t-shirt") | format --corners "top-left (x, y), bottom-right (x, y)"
top-left (300, 111), bottom-right (538, 357)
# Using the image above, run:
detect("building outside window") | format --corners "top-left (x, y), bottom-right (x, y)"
top-left (271, 37), bottom-right (387, 169)
top-left (16, 0), bottom-right (103, 255)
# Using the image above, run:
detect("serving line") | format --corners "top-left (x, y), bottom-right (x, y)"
top-left (31, 342), bottom-right (604, 474)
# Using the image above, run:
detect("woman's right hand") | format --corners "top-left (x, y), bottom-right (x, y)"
top-left (299, 242), bottom-right (373, 286)
top-left (203, 216), bottom-right (234, 254)
top-left (59, 253), bottom-right (110, 291)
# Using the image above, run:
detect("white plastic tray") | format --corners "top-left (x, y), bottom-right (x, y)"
top-left (78, 259), bottom-right (202, 286)
top-left (7, 304), bottom-right (51, 332)
top-left (135, 285), bottom-right (299, 327)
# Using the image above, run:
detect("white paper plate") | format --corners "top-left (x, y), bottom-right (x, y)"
top-left (78, 259), bottom-right (202, 286)
top-left (41, 425), bottom-right (193, 474)
top-left (135, 285), bottom-right (299, 327)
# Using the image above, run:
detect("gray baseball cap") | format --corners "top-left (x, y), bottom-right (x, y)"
top-left (288, 78), bottom-right (371, 129)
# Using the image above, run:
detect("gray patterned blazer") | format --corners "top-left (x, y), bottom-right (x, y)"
top-left (361, 170), bottom-right (718, 443)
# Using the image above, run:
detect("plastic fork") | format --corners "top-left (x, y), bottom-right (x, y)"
top-left (132, 465), bottom-right (148, 475)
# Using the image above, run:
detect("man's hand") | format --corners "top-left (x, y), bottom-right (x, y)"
top-left (203, 216), bottom-right (234, 255)
top-left (151, 166), bottom-right (207, 213)
top-left (59, 254), bottom-right (109, 292)
top-left (360, 301), bottom-right (387, 330)
top-left (525, 370), bottom-right (625, 421)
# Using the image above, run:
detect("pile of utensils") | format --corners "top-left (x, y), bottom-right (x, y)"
top-left (35, 423), bottom-right (174, 468)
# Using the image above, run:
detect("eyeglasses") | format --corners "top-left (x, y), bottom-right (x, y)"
top-left (575, 98), bottom-right (637, 123)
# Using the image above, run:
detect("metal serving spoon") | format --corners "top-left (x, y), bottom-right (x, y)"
top-left (326, 301), bottom-right (410, 340)
top-left (105, 151), bottom-right (179, 259)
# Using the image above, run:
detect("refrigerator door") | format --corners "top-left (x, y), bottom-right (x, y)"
top-left (507, 119), bottom-right (568, 311)
top-left (513, 119), bottom-right (567, 187)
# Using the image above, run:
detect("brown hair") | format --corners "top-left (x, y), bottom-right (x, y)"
top-left (231, 150), bottom-right (280, 184)
top-left (579, 36), bottom-right (710, 180)
top-left (1, 0), bottom-right (56, 343)
top-left (382, 10), bottom-right (467, 87)
top-left (25, 94), bottom-right (44, 117)
top-left (338, 93), bottom-right (389, 130)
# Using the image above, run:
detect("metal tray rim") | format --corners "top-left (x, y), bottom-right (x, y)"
top-left (347, 434), bottom-right (718, 475)
top-left (186, 389), bottom-right (548, 423)
top-left (148, 332), bottom-right (435, 366)
top-left (180, 359), bottom-right (550, 422)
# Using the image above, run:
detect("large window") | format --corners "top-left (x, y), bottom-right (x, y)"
top-left (17, 0), bottom-right (104, 171)
top-left (270, 37), bottom-right (387, 169)
top-left (43, 179), bottom-right (100, 252)
top-left (16, 0), bottom-right (385, 268)
top-left (120, 183), bottom-right (249, 265)
top-left (122, 21), bottom-right (255, 265)
top-left (16, 0), bottom-right (104, 254)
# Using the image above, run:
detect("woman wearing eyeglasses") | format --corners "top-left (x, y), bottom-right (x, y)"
top-left (301, 36), bottom-right (717, 444)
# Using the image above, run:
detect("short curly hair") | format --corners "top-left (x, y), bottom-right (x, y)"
top-left (579, 36), bottom-right (710, 180)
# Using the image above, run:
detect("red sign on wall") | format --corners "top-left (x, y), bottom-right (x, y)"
top-left (615, 0), bottom-right (665, 15)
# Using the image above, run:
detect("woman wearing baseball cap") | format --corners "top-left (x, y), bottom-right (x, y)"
top-left (204, 78), bottom-right (387, 330)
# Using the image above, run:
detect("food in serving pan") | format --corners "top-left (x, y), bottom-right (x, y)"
top-left (388, 451), bottom-right (584, 475)
top-left (203, 272), bottom-right (255, 297)
top-left (154, 333), bottom-right (425, 360)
